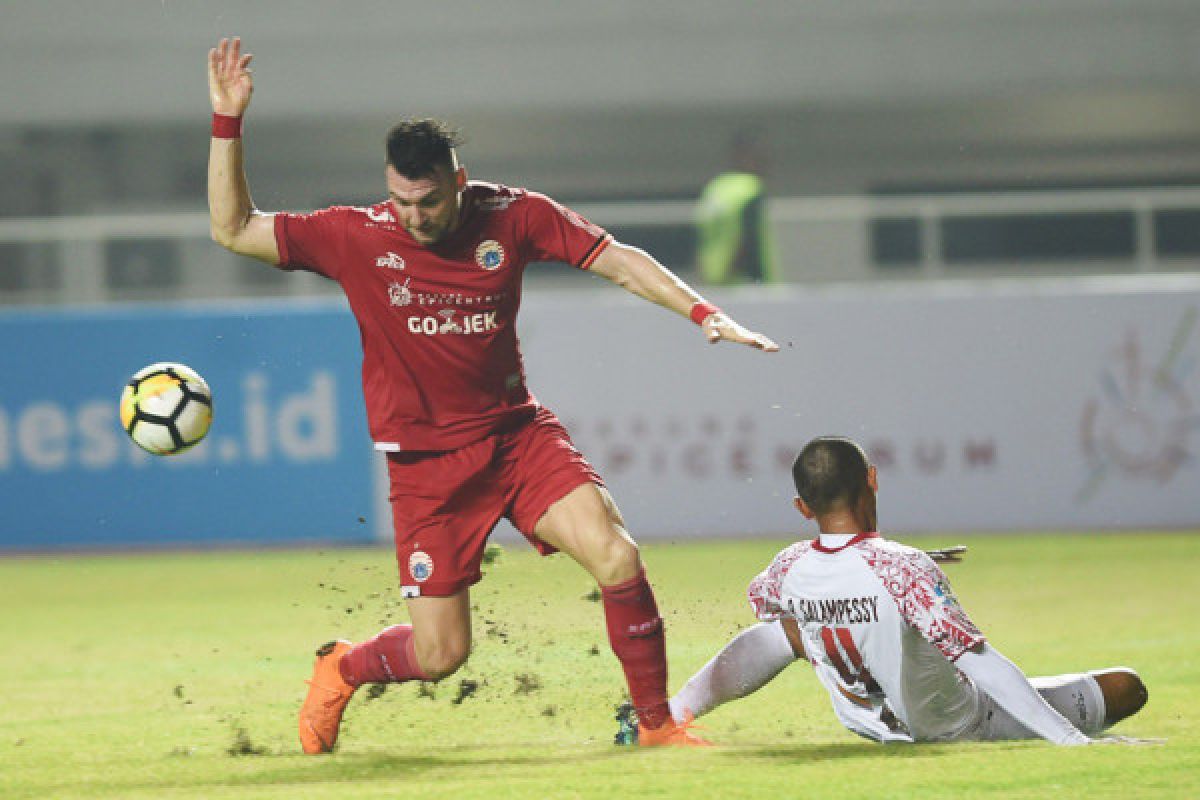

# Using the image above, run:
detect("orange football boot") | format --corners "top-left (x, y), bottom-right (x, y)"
top-left (298, 639), bottom-right (357, 754)
top-left (637, 710), bottom-right (713, 747)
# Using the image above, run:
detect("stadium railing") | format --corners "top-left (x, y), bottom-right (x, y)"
top-left (1, 187), bottom-right (1199, 306)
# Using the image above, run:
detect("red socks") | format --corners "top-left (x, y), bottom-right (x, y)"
top-left (338, 624), bottom-right (430, 687)
top-left (601, 568), bottom-right (671, 730)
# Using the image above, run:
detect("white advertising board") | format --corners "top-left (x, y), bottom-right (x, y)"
top-left (491, 275), bottom-right (1200, 539)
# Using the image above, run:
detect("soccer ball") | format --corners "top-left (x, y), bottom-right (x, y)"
top-left (119, 362), bottom-right (213, 455)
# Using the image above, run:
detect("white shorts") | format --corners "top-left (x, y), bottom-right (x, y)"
top-left (970, 672), bottom-right (1107, 740)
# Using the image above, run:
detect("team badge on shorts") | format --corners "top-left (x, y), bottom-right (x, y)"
top-left (408, 550), bottom-right (434, 583)
top-left (475, 240), bottom-right (506, 270)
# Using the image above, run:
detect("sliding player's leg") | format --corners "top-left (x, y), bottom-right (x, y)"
top-left (1023, 672), bottom-right (1108, 736)
top-left (976, 667), bottom-right (1147, 741)
top-left (670, 619), bottom-right (803, 721)
top-left (1088, 668), bottom-right (1149, 728)
top-left (1028, 668), bottom-right (1147, 734)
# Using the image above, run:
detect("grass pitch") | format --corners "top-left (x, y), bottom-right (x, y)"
top-left (0, 533), bottom-right (1196, 799)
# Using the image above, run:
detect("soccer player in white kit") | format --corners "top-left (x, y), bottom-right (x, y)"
top-left (668, 436), bottom-right (1148, 744)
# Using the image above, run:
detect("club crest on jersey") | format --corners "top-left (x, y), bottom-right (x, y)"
top-left (475, 240), bottom-right (506, 270)
top-left (388, 279), bottom-right (412, 307)
top-left (376, 251), bottom-right (406, 270)
top-left (409, 551), bottom-right (434, 583)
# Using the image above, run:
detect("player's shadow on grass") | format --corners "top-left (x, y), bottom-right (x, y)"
top-left (61, 741), bottom-right (972, 795)
top-left (194, 747), bottom-right (632, 792)
top-left (735, 741), bottom-right (959, 762)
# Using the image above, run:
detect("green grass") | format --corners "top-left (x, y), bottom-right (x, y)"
top-left (0, 533), bottom-right (1196, 799)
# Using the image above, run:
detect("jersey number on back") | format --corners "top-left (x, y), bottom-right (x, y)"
top-left (820, 626), bottom-right (881, 696)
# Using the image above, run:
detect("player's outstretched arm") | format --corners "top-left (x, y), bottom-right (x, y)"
top-left (207, 36), bottom-right (280, 264)
top-left (924, 545), bottom-right (967, 564)
top-left (589, 242), bottom-right (779, 352)
top-left (956, 643), bottom-right (1091, 745)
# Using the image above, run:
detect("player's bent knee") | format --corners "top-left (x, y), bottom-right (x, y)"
top-left (593, 533), bottom-right (640, 586)
top-left (1091, 667), bottom-right (1148, 725)
top-left (417, 648), bottom-right (469, 681)
top-left (414, 639), bottom-right (471, 681)
top-left (606, 533), bottom-right (640, 568)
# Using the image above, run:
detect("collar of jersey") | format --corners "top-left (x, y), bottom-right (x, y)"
top-left (811, 531), bottom-right (880, 553)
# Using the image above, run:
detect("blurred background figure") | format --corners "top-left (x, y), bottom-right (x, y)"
top-left (695, 130), bottom-right (778, 285)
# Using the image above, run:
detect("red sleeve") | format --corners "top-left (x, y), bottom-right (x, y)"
top-left (747, 541), bottom-right (810, 621)
top-left (877, 550), bottom-right (986, 662)
top-left (273, 208), bottom-right (348, 280)
top-left (521, 192), bottom-right (611, 270)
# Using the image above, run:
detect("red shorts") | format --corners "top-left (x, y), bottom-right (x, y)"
top-left (386, 407), bottom-right (603, 597)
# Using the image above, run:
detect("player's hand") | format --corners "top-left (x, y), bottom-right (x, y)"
top-left (702, 312), bottom-right (779, 352)
top-left (925, 545), bottom-right (967, 564)
top-left (208, 37), bottom-right (254, 116)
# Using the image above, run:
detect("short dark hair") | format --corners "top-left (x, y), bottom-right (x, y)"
top-left (792, 437), bottom-right (870, 515)
top-left (385, 118), bottom-right (462, 179)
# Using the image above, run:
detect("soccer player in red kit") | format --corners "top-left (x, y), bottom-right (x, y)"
top-left (207, 37), bottom-right (778, 752)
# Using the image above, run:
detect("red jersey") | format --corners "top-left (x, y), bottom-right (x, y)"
top-left (274, 181), bottom-right (611, 451)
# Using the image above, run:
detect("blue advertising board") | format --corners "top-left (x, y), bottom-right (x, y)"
top-left (0, 300), bottom-right (376, 549)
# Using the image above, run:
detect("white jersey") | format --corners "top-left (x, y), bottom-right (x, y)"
top-left (747, 533), bottom-right (987, 742)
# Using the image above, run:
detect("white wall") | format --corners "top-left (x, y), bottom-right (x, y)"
top-left (486, 274), bottom-right (1200, 539)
